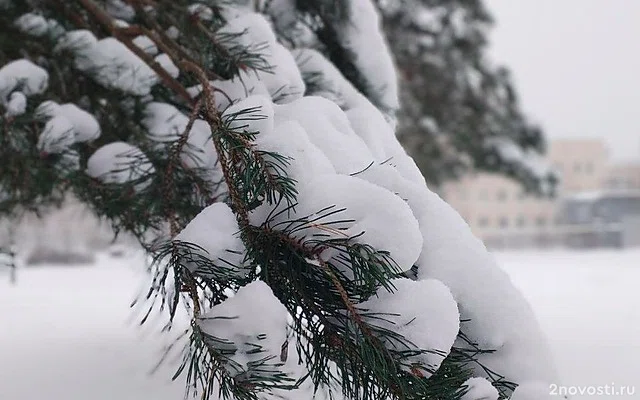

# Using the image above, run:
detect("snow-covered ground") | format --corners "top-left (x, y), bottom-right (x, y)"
top-left (1, 249), bottom-right (639, 399)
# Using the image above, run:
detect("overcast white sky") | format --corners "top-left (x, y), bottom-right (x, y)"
top-left (488, 0), bottom-right (640, 161)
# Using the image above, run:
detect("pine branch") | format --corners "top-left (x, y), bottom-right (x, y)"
top-left (75, 0), bottom-right (195, 104)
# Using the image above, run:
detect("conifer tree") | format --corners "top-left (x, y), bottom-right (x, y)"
top-left (0, 1), bottom-right (556, 399)
top-left (377, 0), bottom-right (557, 193)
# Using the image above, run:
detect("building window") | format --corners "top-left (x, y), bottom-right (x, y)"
top-left (585, 162), bottom-right (594, 174)
top-left (478, 189), bottom-right (489, 201)
top-left (516, 215), bottom-right (526, 228)
top-left (574, 163), bottom-right (582, 173)
top-left (499, 217), bottom-right (509, 229)
top-left (478, 217), bottom-right (489, 228)
top-left (536, 216), bottom-right (547, 227)
top-left (497, 189), bottom-right (508, 202)
top-left (518, 191), bottom-right (527, 200)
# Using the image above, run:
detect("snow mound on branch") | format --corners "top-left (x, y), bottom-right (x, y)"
top-left (461, 377), bottom-right (499, 400)
top-left (322, 0), bottom-right (397, 115)
top-left (187, 70), bottom-right (271, 111)
top-left (360, 278), bottom-right (459, 377)
top-left (217, 12), bottom-right (277, 56)
top-left (0, 59), bottom-right (49, 98)
top-left (175, 202), bottom-right (245, 274)
top-left (132, 35), bottom-right (158, 55)
top-left (346, 104), bottom-right (425, 185)
top-left (292, 48), bottom-right (368, 110)
top-left (142, 102), bottom-right (221, 182)
top-left (254, 119), bottom-right (335, 180)
top-left (262, 43), bottom-right (305, 103)
top-left (14, 13), bottom-right (48, 36)
top-left (198, 281), bottom-right (288, 377)
top-left (274, 96), bottom-right (374, 174)
top-left (37, 115), bottom-right (75, 154)
top-left (217, 12), bottom-right (305, 104)
top-left (187, 3), bottom-right (214, 22)
top-left (222, 95), bottom-right (275, 136)
top-left (36, 101), bottom-right (101, 143)
top-left (415, 188), bottom-right (557, 384)
top-left (154, 54), bottom-right (179, 79)
top-left (56, 30), bottom-right (158, 95)
top-left (249, 173), bottom-right (423, 272)
top-left (86, 142), bottom-right (155, 186)
top-left (4, 91), bottom-right (26, 117)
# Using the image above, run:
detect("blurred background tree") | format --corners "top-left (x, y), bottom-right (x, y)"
top-left (376, 0), bottom-right (556, 194)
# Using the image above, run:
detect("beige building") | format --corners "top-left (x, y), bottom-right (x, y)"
top-left (604, 163), bottom-right (640, 190)
top-left (548, 139), bottom-right (609, 194)
top-left (439, 139), bottom-right (617, 246)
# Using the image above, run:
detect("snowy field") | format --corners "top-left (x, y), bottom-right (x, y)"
top-left (1, 249), bottom-right (639, 399)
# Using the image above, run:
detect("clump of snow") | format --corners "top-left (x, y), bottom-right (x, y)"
top-left (132, 35), bottom-right (158, 55)
top-left (142, 102), bottom-right (222, 186)
top-left (249, 173), bottom-right (423, 272)
top-left (55, 30), bottom-right (158, 95)
top-left (216, 12), bottom-right (305, 104)
top-left (154, 54), bottom-right (179, 79)
top-left (86, 142), bottom-right (155, 186)
top-left (292, 48), bottom-right (368, 110)
top-left (198, 281), bottom-right (288, 377)
top-left (54, 29), bottom-right (97, 53)
top-left (217, 12), bottom-right (277, 57)
top-left (415, 188), bottom-right (557, 384)
top-left (253, 119), bottom-right (335, 181)
top-left (359, 278), bottom-right (459, 376)
top-left (105, 0), bottom-right (135, 21)
top-left (261, 43), bottom-right (305, 103)
top-left (188, 3), bottom-right (214, 21)
top-left (330, 0), bottom-right (398, 113)
top-left (175, 203), bottom-right (245, 274)
top-left (37, 115), bottom-right (75, 154)
top-left (4, 91), bottom-right (27, 117)
top-left (346, 104), bottom-right (425, 184)
top-left (273, 96), bottom-right (374, 174)
top-left (36, 101), bottom-right (101, 143)
top-left (187, 70), bottom-right (271, 111)
top-left (14, 13), bottom-right (49, 36)
top-left (222, 94), bottom-right (275, 137)
top-left (0, 59), bottom-right (49, 98)
top-left (461, 377), bottom-right (499, 400)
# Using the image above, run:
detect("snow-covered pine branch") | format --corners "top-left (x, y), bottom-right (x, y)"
top-left (0, 1), bottom-right (556, 399)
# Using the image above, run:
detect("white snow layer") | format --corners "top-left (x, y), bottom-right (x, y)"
top-left (4, 91), bottom-right (27, 117)
top-left (142, 102), bottom-right (223, 187)
top-left (0, 59), bottom-right (49, 98)
top-left (55, 30), bottom-right (158, 95)
top-left (86, 142), bottom-right (155, 187)
top-left (461, 377), bottom-right (499, 400)
top-left (198, 281), bottom-right (288, 377)
top-left (36, 101), bottom-right (101, 144)
top-left (331, 0), bottom-right (398, 113)
top-left (36, 115), bottom-right (76, 154)
top-left (13, 13), bottom-right (49, 36)
top-left (359, 278), bottom-right (459, 376)
top-left (175, 202), bottom-right (246, 274)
